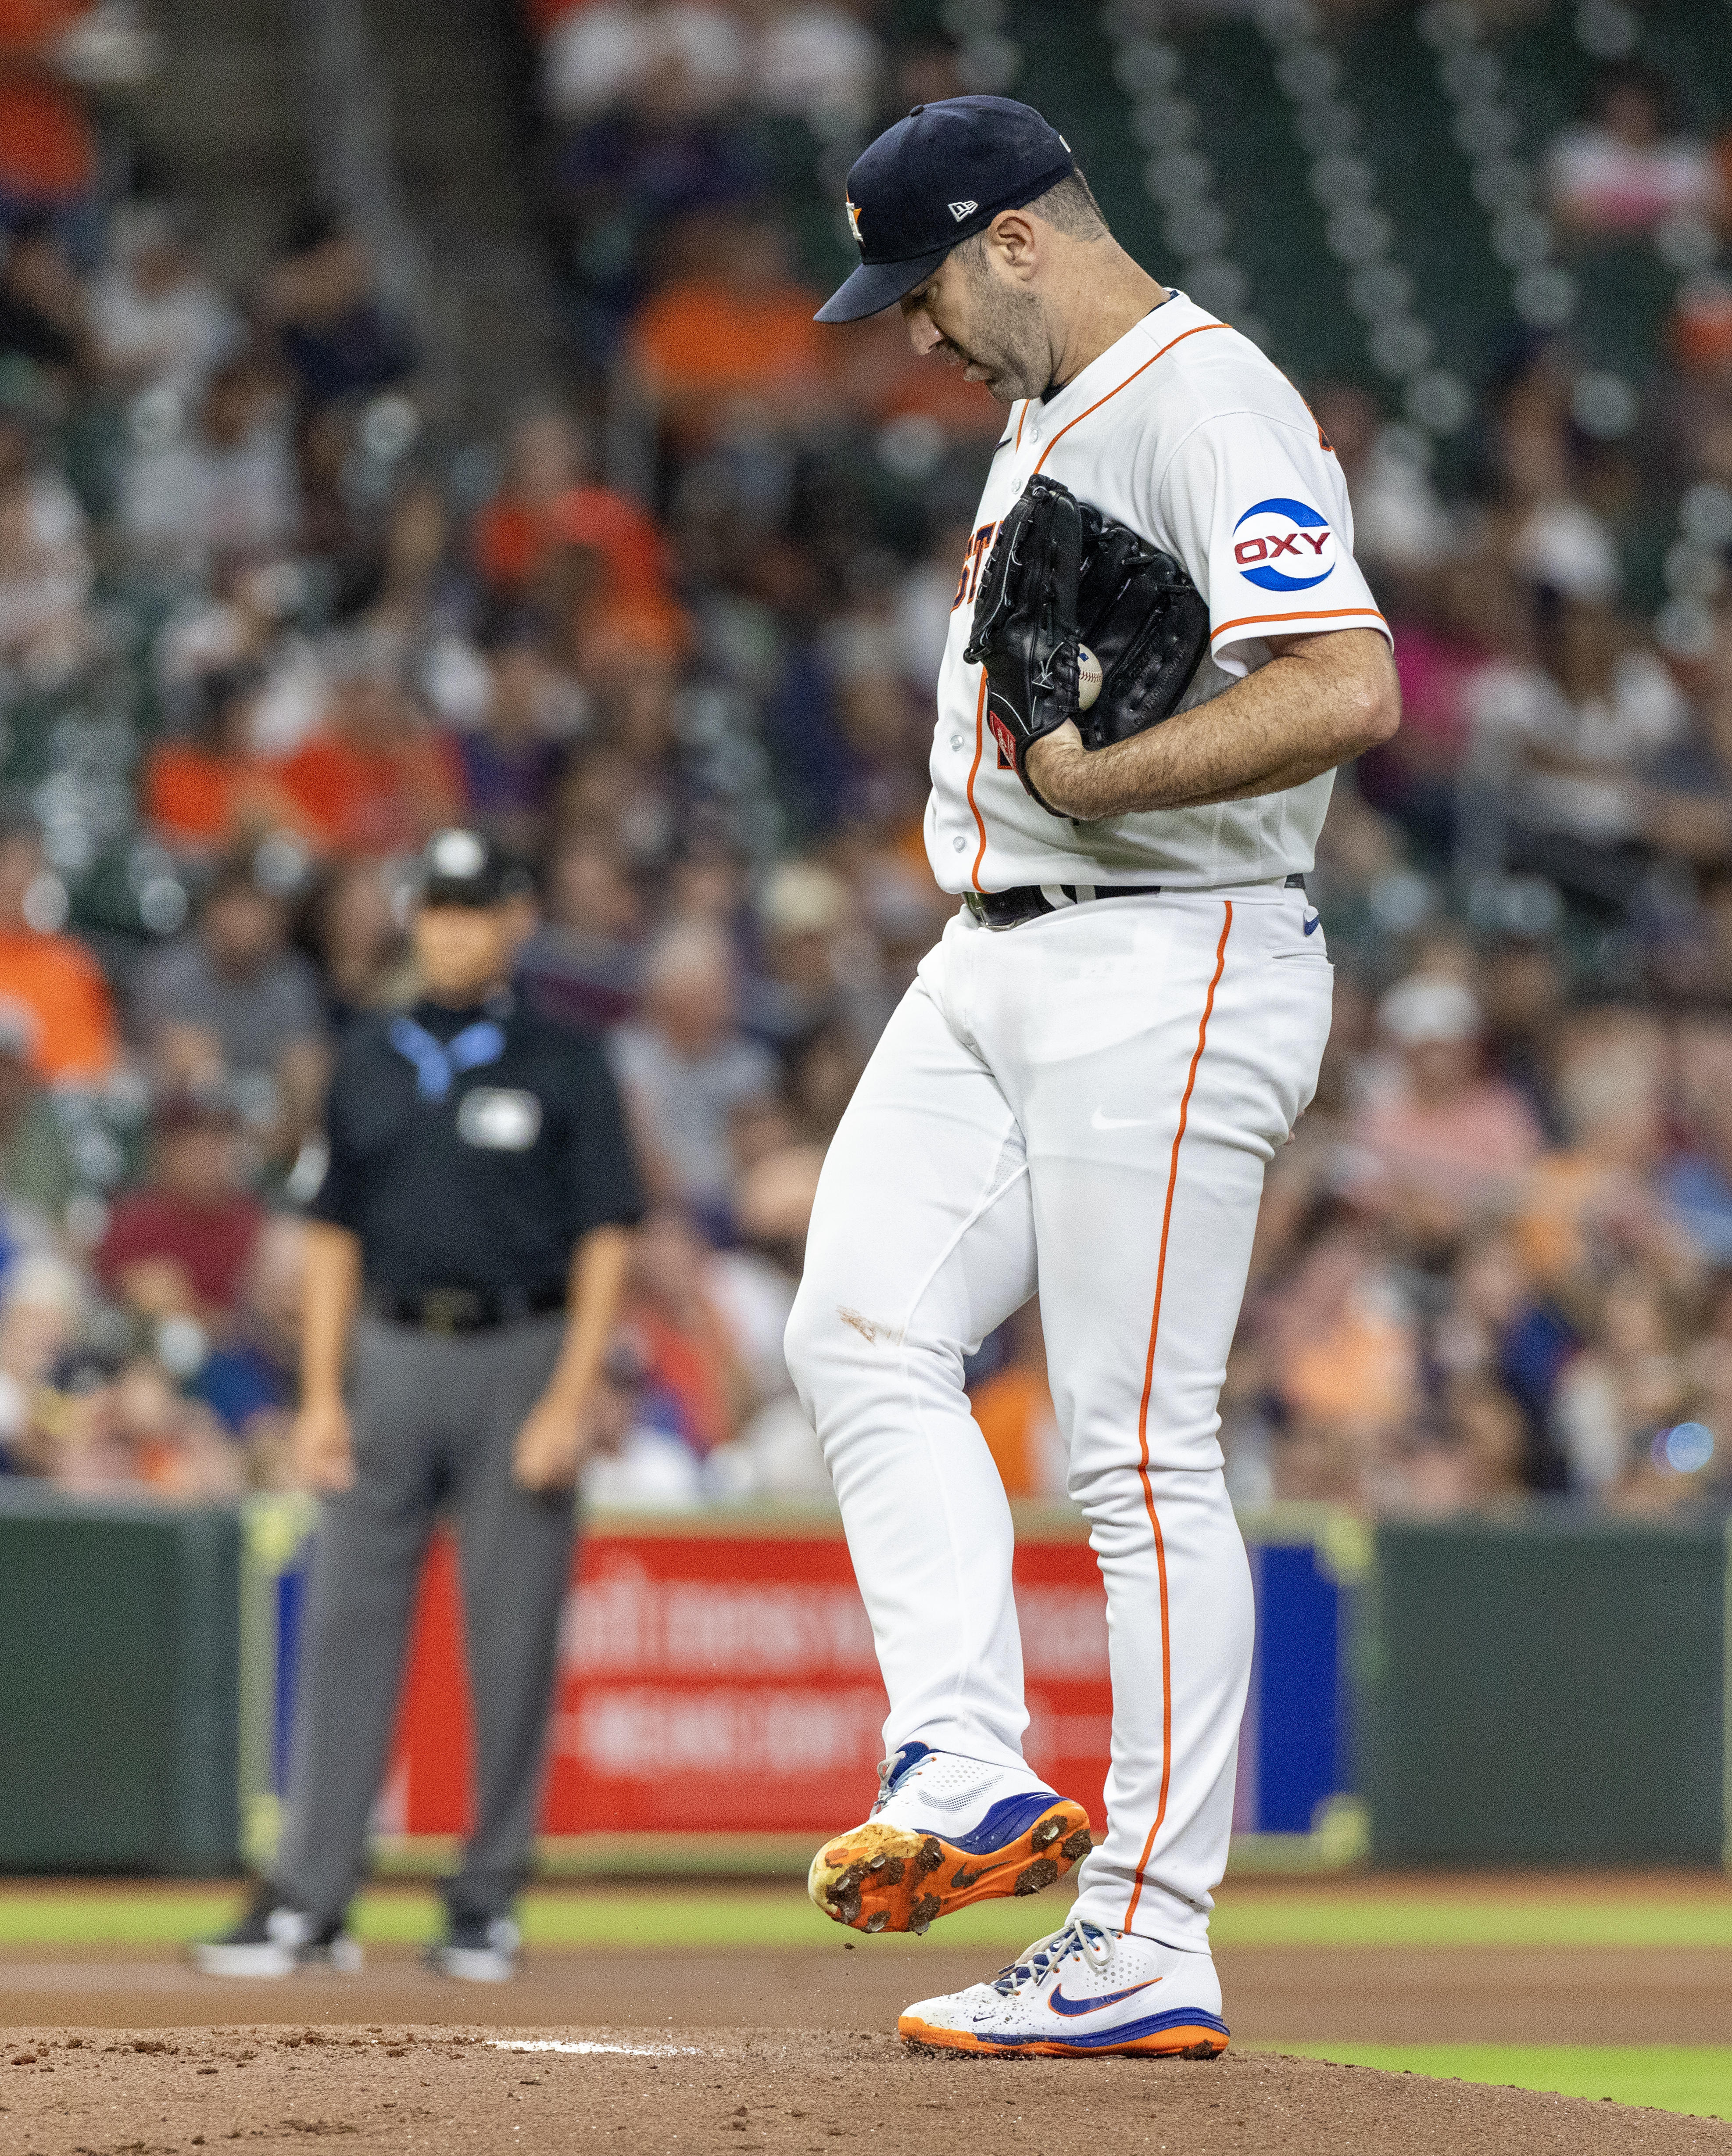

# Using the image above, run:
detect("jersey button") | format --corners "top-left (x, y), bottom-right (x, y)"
top-left (949, 734), bottom-right (963, 750)
top-left (952, 834), bottom-right (967, 852)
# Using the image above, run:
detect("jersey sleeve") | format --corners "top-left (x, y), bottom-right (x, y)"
top-left (304, 1032), bottom-right (371, 1235)
top-left (1155, 411), bottom-right (1389, 678)
top-left (564, 1031), bottom-right (647, 1235)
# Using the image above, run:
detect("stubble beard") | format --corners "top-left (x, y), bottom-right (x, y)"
top-left (958, 270), bottom-right (1052, 405)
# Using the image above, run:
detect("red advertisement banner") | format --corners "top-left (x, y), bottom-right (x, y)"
top-left (384, 1527), bottom-right (1113, 1837)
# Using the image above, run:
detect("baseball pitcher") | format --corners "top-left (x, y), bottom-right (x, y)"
top-left (787, 96), bottom-right (1397, 2057)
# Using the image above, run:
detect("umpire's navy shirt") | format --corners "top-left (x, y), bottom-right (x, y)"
top-left (309, 993), bottom-right (644, 1296)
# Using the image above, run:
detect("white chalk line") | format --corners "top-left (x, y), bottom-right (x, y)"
top-left (490, 2039), bottom-right (702, 2058)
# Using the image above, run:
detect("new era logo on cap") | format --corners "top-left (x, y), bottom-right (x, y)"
top-left (948, 199), bottom-right (978, 221)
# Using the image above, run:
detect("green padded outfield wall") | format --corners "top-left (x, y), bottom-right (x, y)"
top-left (0, 1487), bottom-right (240, 1872)
top-left (1364, 1516), bottom-right (1728, 1866)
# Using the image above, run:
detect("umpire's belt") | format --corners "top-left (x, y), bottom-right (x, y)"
top-left (965, 871), bottom-right (1305, 931)
top-left (369, 1283), bottom-right (567, 1334)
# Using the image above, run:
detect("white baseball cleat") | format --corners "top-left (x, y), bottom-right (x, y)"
top-left (426, 1913), bottom-right (521, 1983)
top-left (808, 1741), bottom-right (1091, 1935)
top-left (191, 1896), bottom-right (363, 1979)
top-left (898, 1916), bottom-right (1230, 2058)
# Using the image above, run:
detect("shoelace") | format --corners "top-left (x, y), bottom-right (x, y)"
top-left (991, 1918), bottom-right (1114, 1997)
top-left (871, 1746), bottom-right (921, 1812)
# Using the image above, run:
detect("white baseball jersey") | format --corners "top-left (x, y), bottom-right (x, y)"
top-left (926, 290), bottom-right (1390, 894)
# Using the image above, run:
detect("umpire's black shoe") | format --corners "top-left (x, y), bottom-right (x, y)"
top-left (192, 1889), bottom-right (363, 1978)
top-left (426, 1912), bottom-right (520, 1983)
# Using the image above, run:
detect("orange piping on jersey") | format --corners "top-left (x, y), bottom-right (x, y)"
top-left (964, 670), bottom-right (990, 892)
top-left (1121, 900), bottom-right (1232, 1936)
top-left (1031, 324), bottom-right (1226, 476)
top-left (1015, 401), bottom-right (1028, 449)
top-left (1294, 387), bottom-right (1335, 453)
top-left (1210, 605), bottom-right (1388, 642)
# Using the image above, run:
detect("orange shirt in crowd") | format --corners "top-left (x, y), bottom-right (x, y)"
top-left (475, 483), bottom-right (671, 606)
top-left (143, 743), bottom-right (310, 852)
top-left (632, 278), bottom-right (830, 414)
top-left (1278, 1306), bottom-right (1418, 1436)
top-left (970, 1362), bottom-right (1056, 1499)
top-left (0, 1), bottom-right (97, 204)
top-left (274, 731), bottom-right (463, 857)
top-left (0, 924), bottom-right (117, 1081)
top-left (1513, 1150), bottom-right (1640, 1292)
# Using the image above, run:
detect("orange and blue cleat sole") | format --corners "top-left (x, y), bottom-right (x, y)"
top-left (897, 2012), bottom-right (1230, 2059)
top-left (807, 1794), bottom-right (1094, 1935)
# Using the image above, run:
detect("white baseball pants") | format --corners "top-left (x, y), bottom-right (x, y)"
top-left (785, 883), bottom-right (1332, 1951)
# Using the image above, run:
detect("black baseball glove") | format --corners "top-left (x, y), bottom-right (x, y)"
top-left (964, 473), bottom-right (1212, 811)
top-left (962, 473), bottom-right (1084, 811)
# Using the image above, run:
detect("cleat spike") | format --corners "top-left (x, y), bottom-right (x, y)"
top-left (805, 1776), bottom-right (1091, 1937)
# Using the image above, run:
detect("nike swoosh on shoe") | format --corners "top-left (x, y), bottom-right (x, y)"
top-left (1047, 1979), bottom-right (1161, 2018)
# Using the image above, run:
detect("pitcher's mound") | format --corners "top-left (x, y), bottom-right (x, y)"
top-left (1, 2024), bottom-right (1725, 2153)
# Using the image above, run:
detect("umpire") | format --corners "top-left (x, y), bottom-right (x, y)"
top-left (197, 828), bottom-right (641, 1982)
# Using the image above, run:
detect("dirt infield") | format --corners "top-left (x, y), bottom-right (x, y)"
top-left (1, 2023), bottom-right (1729, 2156)
top-left (3, 1881), bottom-right (1729, 2152)
top-left (1, 1940), bottom-right (1727, 2045)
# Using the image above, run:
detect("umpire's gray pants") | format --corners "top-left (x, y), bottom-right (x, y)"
top-left (275, 1314), bottom-right (575, 1926)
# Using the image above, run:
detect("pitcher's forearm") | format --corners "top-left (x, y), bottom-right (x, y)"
top-left (1026, 628), bottom-right (1399, 821)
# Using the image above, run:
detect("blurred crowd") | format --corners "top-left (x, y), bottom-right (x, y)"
top-left (0, 0), bottom-right (1725, 1517)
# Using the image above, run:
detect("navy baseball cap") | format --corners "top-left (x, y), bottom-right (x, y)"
top-left (815, 96), bottom-right (1076, 324)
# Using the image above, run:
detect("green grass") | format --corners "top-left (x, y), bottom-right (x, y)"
top-left (0, 1885), bottom-right (1070, 1953)
top-left (0, 1893), bottom-right (243, 1948)
top-left (1267, 2045), bottom-right (1732, 2124)
top-left (1208, 1894), bottom-right (1732, 1952)
top-left (1, 1881), bottom-right (1730, 1953)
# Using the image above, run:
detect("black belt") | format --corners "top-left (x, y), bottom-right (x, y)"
top-left (964, 872), bottom-right (1306, 931)
top-left (369, 1283), bottom-right (567, 1334)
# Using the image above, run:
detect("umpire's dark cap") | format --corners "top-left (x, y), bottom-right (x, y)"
top-left (815, 97), bottom-right (1075, 324)
top-left (416, 827), bottom-right (529, 909)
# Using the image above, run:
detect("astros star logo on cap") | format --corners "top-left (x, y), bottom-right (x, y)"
top-left (845, 197), bottom-right (862, 247)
